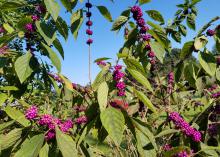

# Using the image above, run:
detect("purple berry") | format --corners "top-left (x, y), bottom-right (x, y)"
top-left (25, 106), bottom-right (38, 120)
top-left (86, 39), bottom-right (93, 45)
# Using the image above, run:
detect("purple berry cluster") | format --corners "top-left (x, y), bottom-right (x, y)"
top-left (0, 45), bottom-right (8, 55)
top-left (208, 124), bottom-right (218, 137)
top-left (75, 115), bottom-right (88, 124)
top-left (48, 73), bottom-right (63, 83)
top-left (25, 106), bottom-right (38, 120)
top-left (169, 112), bottom-right (201, 142)
top-left (131, 6), bottom-right (149, 35)
top-left (25, 106), bottom-right (74, 141)
top-left (206, 29), bottom-right (215, 36)
top-left (0, 27), bottom-right (5, 33)
top-left (130, 6), bottom-right (157, 66)
top-left (176, 150), bottom-right (193, 157)
top-left (97, 61), bottom-right (106, 66)
top-left (85, 1), bottom-right (93, 45)
top-left (73, 105), bottom-right (87, 112)
top-left (167, 72), bottom-right (174, 94)
top-left (162, 144), bottom-right (172, 151)
top-left (113, 65), bottom-right (126, 96)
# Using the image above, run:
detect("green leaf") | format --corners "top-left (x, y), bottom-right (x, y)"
top-left (111, 16), bottom-right (128, 31)
top-left (0, 93), bottom-right (7, 107)
top-left (5, 106), bottom-right (30, 127)
top-left (155, 129), bottom-right (179, 138)
top-left (127, 68), bottom-right (153, 92)
top-left (14, 134), bottom-right (44, 157)
top-left (41, 42), bottom-right (61, 72)
top-left (97, 82), bottom-right (109, 112)
top-left (53, 38), bottom-right (64, 59)
top-left (92, 66), bottom-right (111, 91)
top-left (71, 9), bottom-right (84, 40)
top-left (56, 127), bottom-right (78, 157)
top-left (194, 35), bottom-right (208, 50)
top-left (44, 0), bottom-right (60, 21)
top-left (198, 52), bottom-right (216, 76)
top-left (139, 0), bottom-right (151, 5)
top-left (15, 52), bottom-right (33, 83)
top-left (96, 6), bottom-right (113, 22)
top-left (146, 10), bottom-right (164, 24)
top-left (124, 58), bottom-right (146, 76)
top-left (134, 89), bottom-right (157, 113)
top-left (0, 120), bottom-right (15, 132)
top-left (61, 0), bottom-right (74, 12)
top-left (132, 118), bottom-right (158, 150)
top-left (3, 23), bottom-right (14, 33)
top-left (149, 41), bottom-right (165, 63)
top-left (100, 107), bottom-right (125, 145)
top-left (187, 14), bottom-right (196, 30)
top-left (179, 25), bottom-right (187, 36)
top-left (180, 41), bottom-right (194, 59)
top-left (0, 86), bottom-right (18, 91)
top-left (36, 21), bottom-right (56, 46)
top-left (0, 128), bottom-right (22, 150)
top-left (56, 17), bottom-right (69, 40)
top-left (39, 143), bottom-right (49, 157)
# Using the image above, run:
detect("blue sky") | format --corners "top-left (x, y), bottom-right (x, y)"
top-left (58, 0), bottom-right (220, 85)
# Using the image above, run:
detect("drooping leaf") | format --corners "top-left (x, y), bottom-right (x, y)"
top-left (180, 41), bottom-right (194, 59)
top-left (0, 120), bottom-right (15, 132)
top-left (198, 52), bottom-right (216, 76)
top-left (111, 16), bottom-right (128, 31)
top-left (0, 128), bottom-right (22, 150)
top-left (56, 17), bottom-right (69, 40)
top-left (127, 68), bottom-right (153, 92)
top-left (14, 134), bottom-right (44, 157)
top-left (100, 107), bottom-right (125, 145)
top-left (15, 52), bottom-right (33, 83)
top-left (39, 143), bottom-right (49, 157)
top-left (36, 21), bottom-right (56, 46)
top-left (139, 0), bottom-right (151, 5)
top-left (3, 23), bottom-right (14, 33)
top-left (97, 82), bottom-right (109, 112)
top-left (41, 42), bottom-right (61, 72)
top-left (187, 14), bottom-right (196, 30)
top-left (44, 0), bottom-right (60, 21)
top-left (96, 6), bottom-right (113, 22)
top-left (5, 106), bottom-right (30, 127)
top-left (0, 93), bottom-right (7, 107)
top-left (149, 41), bottom-right (165, 63)
top-left (53, 38), bottom-right (64, 59)
top-left (71, 9), bottom-right (84, 40)
top-left (134, 89), bottom-right (157, 113)
top-left (146, 10), bottom-right (164, 24)
top-left (132, 118), bottom-right (158, 151)
top-left (56, 127), bottom-right (78, 157)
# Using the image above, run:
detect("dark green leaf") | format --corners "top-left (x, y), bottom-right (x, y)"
top-left (100, 107), bottom-right (125, 145)
top-left (146, 10), bottom-right (164, 24)
top-left (96, 6), bottom-right (113, 22)
top-left (111, 16), bottom-right (128, 31)
top-left (44, 0), bottom-right (60, 21)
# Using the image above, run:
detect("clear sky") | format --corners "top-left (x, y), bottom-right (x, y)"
top-left (57, 0), bottom-right (220, 85)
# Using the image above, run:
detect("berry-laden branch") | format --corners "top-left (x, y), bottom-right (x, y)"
top-left (85, 0), bottom-right (93, 85)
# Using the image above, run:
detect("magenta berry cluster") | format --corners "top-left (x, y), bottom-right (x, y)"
top-left (0, 45), bottom-right (8, 55)
top-left (73, 105), bottom-right (87, 112)
top-left (206, 29), bottom-right (215, 36)
top-left (97, 61), bottom-right (106, 66)
top-left (25, 106), bottom-right (74, 141)
top-left (75, 115), bottom-right (88, 124)
top-left (85, 1), bottom-right (93, 45)
top-left (130, 6), bottom-right (156, 66)
top-left (25, 106), bottom-right (38, 120)
top-left (0, 27), bottom-right (5, 33)
top-left (169, 112), bottom-right (201, 142)
top-left (113, 65), bottom-right (126, 96)
top-left (167, 72), bottom-right (174, 94)
top-left (176, 150), bottom-right (193, 157)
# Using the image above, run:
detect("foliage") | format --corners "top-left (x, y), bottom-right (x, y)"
top-left (0, 0), bottom-right (220, 156)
